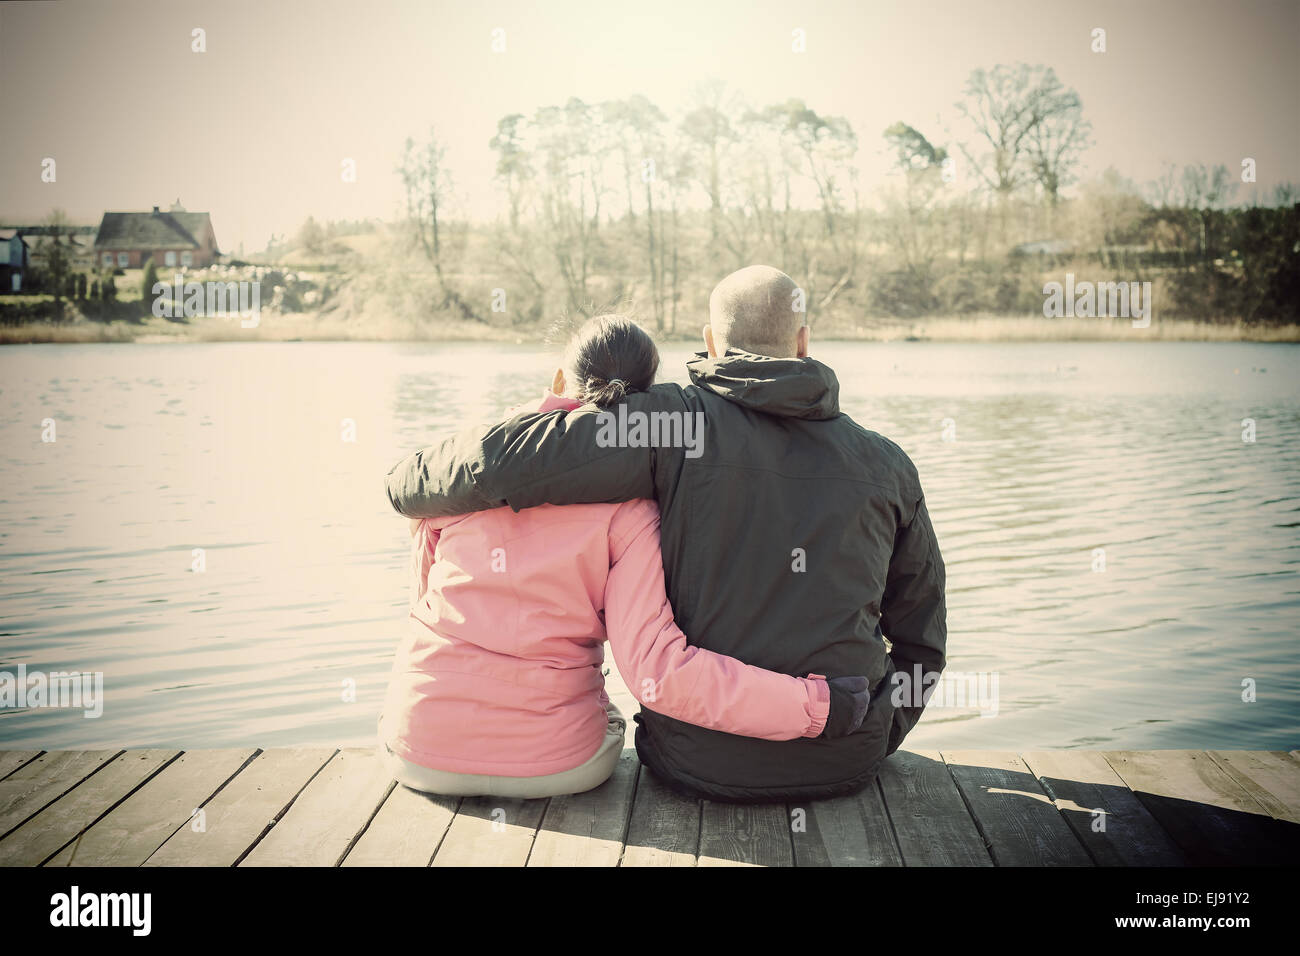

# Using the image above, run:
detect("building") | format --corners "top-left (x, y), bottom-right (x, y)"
top-left (0, 229), bottom-right (30, 293)
top-left (0, 225), bottom-right (100, 290)
top-left (93, 203), bottom-right (219, 270)
top-left (24, 231), bottom-right (95, 273)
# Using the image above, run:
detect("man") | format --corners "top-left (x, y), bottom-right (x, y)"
top-left (386, 265), bottom-right (946, 802)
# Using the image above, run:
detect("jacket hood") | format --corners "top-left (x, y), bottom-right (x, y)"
top-left (687, 349), bottom-right (840, 420)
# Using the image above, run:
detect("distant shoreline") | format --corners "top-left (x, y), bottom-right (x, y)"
top-left (1, 312), bottom-right (1297, 345)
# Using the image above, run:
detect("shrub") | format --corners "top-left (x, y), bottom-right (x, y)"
top-left (868, 270), bottom-right (939, 318)
top-left (141, 260), bottom-right (159, 301)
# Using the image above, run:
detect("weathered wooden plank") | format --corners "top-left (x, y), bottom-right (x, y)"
top-left (342, 784), bottom-right (460, 867)
top-left (240, 748), bottom-right (393, 867)
top-left (1104, 750), bottom-right (1294, 865)
top-left (45, 749), bottom-right (256, 866)
top-left (942, 751), bottom-right (1093, 866)
top-left (878, 750), bottom-right (991, 866)
top-left (621, 766), bottom-right (699, 867)
top-left (146, 748), bottom-right (335, 867)
top-left (1021, 751), bottom-right (1186, 866)
top-left (527, 752), bottom-right (638, 867)
top-left (791, 779), bottom-right (903, 866)
top-left (1206, 751), bottom-right (1300, 825)
top-left (431, 796), bottom-right (549, 867)
top-left (0, 749), bottom-right (1284, 868)
top-left (0, 750), bottom-right (177, 867)
top-left (0, 752), bottom-right (42, 781)
top-left (0, 751), bottom-right (120, 839)
top-left (699, 801), bottom-right (793, 867)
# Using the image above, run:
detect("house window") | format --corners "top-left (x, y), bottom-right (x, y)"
top-left (181, 251), bottom-right (193, 267)
top-left (103, 253), bottom-right (113, 267)
top-left (165, 251), bottom-right (177, 267)
top-left (117, 253), bottom-right (129, 267)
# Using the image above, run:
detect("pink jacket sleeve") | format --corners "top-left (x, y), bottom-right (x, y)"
top-left (409, 518), bottom-right (442, 606)
top-left (603, 500), bottom-right (829, 740)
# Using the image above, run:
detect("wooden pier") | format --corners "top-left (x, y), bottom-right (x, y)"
top-left (0, 749), bottom-right (1296, 866)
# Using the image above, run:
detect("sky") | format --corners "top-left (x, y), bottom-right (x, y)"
top-left (1, 0), bottom-right (1296, 253)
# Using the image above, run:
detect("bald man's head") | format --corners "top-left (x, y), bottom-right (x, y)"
top-left (707, 265), bottom-right (807, 358)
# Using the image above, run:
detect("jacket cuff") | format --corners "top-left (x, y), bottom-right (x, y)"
top-left (801, 674), bottom-right (830, 738)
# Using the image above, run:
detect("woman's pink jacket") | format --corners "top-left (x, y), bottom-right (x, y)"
top-left (380, 391), bottom-right (830, 777)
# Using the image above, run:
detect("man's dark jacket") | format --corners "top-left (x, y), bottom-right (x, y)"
top-left (385, 349), bottom-right (947, 802)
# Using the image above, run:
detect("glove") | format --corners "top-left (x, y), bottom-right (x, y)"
top-left (821, 676), bottom-right (871, 738)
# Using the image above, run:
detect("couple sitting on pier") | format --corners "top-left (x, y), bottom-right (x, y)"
top-left (380, 265), bottom-right (947, 802)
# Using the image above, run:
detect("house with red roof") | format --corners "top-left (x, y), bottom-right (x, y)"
top-left (93, 202), bottom-right (219, 270)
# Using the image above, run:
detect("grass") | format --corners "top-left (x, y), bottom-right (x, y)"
top-left (4, 277), bottom-right (1298, 345)
top-left (825, 314), bottom-right (1300, 343)
top-left (0, 309), bottom-right (530, 345)
top-left (3, 309), bottom-right (1296, 345)
top-left (0, 322), bottom-right (138, 344)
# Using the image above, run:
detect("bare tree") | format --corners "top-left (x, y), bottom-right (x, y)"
top-left (601, 99), bottom-right (640, 224)
top-left (680, 80), bottom-right (739, 245)
top-left (43, 209), bottom-right (73, 314)
top-left (399, 129), bottom-right (481, 322)
top-left (1181, 163), bottom-right (1239, 258)
top-left (601, 96), bottom-right (672, 328)
top-left (488, 114), bottom-right (530, 232)
top-left (958, 63), bottom-right (1091, 244)
top-left (531, 99), bottom-right (608, 314)
top-left (1146, 162), bottom-right (1180, 209)
top-left (958, 65), bottom-right (1087, 198)
top-left (751, 99), bottom-right (856, 239)
top-left (1025, 76), bottom-right (1092, 206)
top-left (741, 100), bottom-right (860, 323)
top-left (957, 64), bottom-right (1042, 197)
top-left (880, 123), bottom-right (951, 278)
top-left (632, 99), bottom-right (668, 330)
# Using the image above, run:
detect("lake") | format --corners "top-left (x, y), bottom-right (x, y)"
top-left (1, 340), bottom-right (1297, 751)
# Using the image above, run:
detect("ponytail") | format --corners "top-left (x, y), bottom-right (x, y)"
top-left (562, 316), bottom-right (659, 407)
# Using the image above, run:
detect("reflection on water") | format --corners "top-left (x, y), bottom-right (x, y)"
top-left (1, 341), bottom-right (1297, 750)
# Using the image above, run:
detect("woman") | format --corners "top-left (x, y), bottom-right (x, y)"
top-left (379, 315), bottom-right (868, 798)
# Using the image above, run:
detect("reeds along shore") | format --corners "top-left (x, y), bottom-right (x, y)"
top-left (2, 311), bottom-right (1297, 345)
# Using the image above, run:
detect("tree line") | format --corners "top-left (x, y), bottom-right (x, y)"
top-left (399, 65), bottom-right (1295, 328)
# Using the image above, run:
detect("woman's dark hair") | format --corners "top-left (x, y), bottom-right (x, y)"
top-left (563, 314), bottom-right (659, 406)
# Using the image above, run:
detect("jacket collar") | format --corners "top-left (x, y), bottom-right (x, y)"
top-left (538, 389), bottom-right (581, 413)
top-left (687, 349), bottom-right (840, 420)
